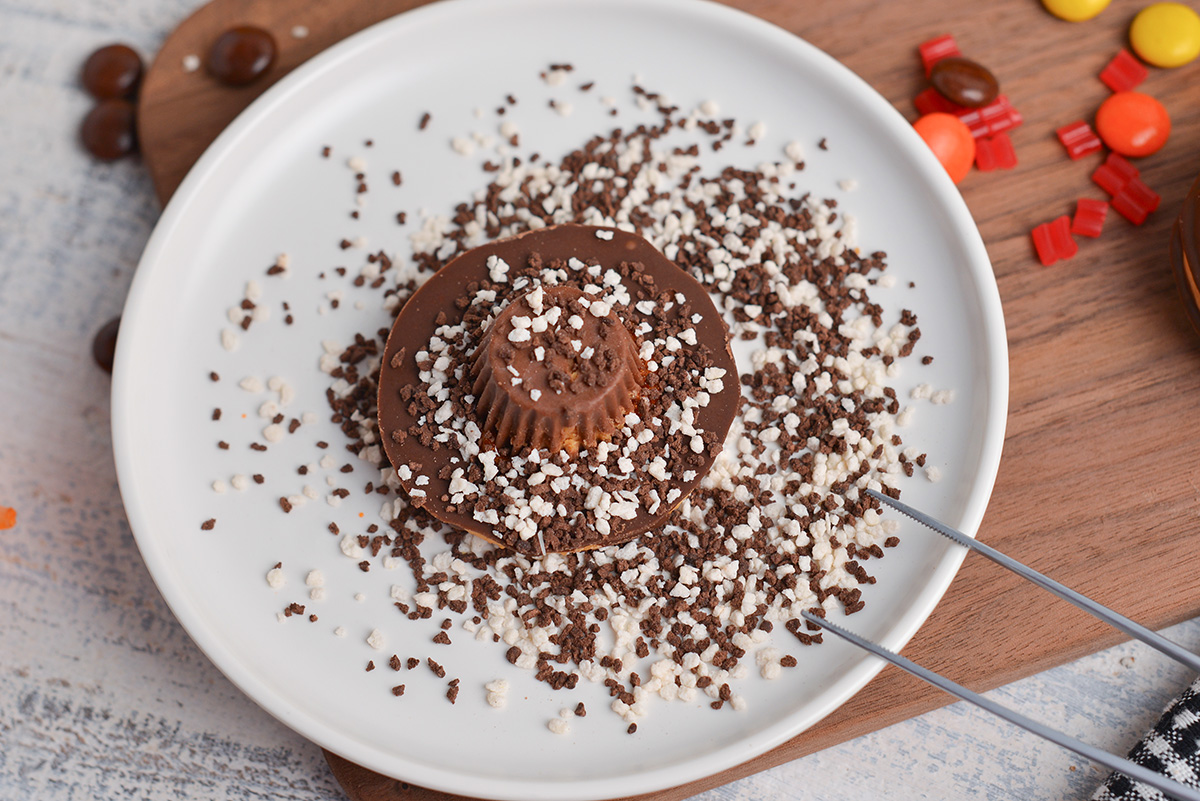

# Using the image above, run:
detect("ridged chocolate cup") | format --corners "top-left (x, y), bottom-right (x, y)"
top-left (470, 284), bottom-right (643, 454)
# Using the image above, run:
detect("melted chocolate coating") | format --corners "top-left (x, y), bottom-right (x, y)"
top-left (377, 225), bottom-right (738, 553)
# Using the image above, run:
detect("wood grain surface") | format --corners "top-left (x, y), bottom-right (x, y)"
top-left (136, 1), bottom-right (1200, 800)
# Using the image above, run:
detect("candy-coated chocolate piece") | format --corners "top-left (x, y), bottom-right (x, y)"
top-left (1071, 199), bottom-right (1109, 237)
top-left (1041, 0), bottom-right (1112, 22)
top-left (207, 26), bottom-right (276, 86)
top-left (930, 56), bottom-right (999, 108)
top-left (918, 34), bottom-right (960, 76)
top-left (913, 113), bottom-right (975, 184)
top-left (81, 44), bottom-right (143, 99)
top-left (80, 99), bottom-right (137, 160)
top-left (1130, 2), bottom-right (1200, 68)
top-left (1055, 120), bottom-right (1103, 160)
top-left (1095, 91), bottom-right (1170, 157)
top-left (1099, 49), bottom-right (1148, 93)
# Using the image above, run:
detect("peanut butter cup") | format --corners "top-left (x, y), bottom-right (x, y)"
top-left (471, 284), bottom-right (643, 454)
top-left (377, 224), bottom-right (738, 555)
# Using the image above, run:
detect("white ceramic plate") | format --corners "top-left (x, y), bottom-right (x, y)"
top-left (112, 1), bottom-right (1007, 798)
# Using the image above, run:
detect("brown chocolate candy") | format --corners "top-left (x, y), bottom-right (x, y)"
top-left (207, 26), bottom-right (276, 86)
top-left (80, 100), bottom-right (137, 160)
top-left (930, 56), bottom-right (999, 109)
top-left (377, 225), bottom-right (739, 554)
top-left (81, 44), bottom-right (143, 99)
top-left (92, 317), bottom-right (120, 374)
top-left (471, 284), bottom-right (643, 454)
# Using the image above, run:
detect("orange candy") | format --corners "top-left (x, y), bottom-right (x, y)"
top-left (0, 507), bottom-right (15, 530)
top-left (913, 112), bottom-right (976, 184)
top-left (1095, 91), bottom-right (1170, 157)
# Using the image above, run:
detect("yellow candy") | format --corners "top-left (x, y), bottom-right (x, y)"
top-left (1041, 0), bottom-right (1112, 22)
top-left (1131, 2), bottom-right (1200, 67)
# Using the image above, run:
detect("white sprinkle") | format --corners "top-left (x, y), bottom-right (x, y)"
top-left (838, 179), bottom-right (859, 192)
top-left (554, 101), bottom-right (574, 117)
top-left (182, 54), bottom-right (200, 73)
top-left (266, 567), bottom-right (285, 589)
top-left (747, 121), bottom-right (767, 141)
top-left (231, 474), bottom-right (249, 491)
top-left (305, 570), bottom-right (325, 587)
top-left (334, 626), bottom-right (346, 638)
top-left (451, 136), bottom-right (475, 156)
top-left (485, 678), bottom-right (509, 709)
top-left (212, 479), bottom-right (227, 494)
top-left (785, 140), bottom-right (805, 162)
top-left (221, 329), bottom-right (240, 351)
top-left (595, 229), bottom-right (615, 241)
top-left (366, 628), bottom-right (385, 650)
top-left (926, 466), bottom-right (943, 483)
top-left (699, 99), bottom-right (720, 116)
top-left (347, 156), bottom-right (367, 171)
top-left (487, 254), bottom-right (510, 283)
top-left (530, 389), bottom-right (542, 401)
top-left (263, 424), bottom-right (285, 443)
top-left (290, 24), bottom-right (309, 38)
top-left (547, 717), bottom-right (570, 735)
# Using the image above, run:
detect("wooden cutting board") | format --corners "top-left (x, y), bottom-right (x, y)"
top-left (137, 1), bottom-right (1200, 799)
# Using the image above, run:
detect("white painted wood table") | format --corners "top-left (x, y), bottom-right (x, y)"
top-left (2, 1), bottom-right (1198, 799)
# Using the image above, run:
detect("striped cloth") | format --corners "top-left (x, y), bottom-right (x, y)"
top-left (1093, 677), bottom-right (1200, 800)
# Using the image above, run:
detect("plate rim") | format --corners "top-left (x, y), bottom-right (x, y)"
top-left (112, 0), bottom-right (1009, 798)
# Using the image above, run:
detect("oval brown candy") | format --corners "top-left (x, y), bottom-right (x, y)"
top-left (81, 44), bottom-right (143, 99)
top-left (92, 317), bottom-right (121, 374)
top-left (80, 100), bottom-right (137, 161)
top-left (207, 26), bottom-right (276, 86)
top-left (930, 56), bottom-right (999, 109)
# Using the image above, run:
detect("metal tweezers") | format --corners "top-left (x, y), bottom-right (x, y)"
top-left (800, 488), bottom-right (1200, 801)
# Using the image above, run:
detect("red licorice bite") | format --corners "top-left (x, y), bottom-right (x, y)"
top-left (974, 133), bottom-right (1017, 172)
top-left (919, 34), bottom-right (961, 76)
top-left (1099, 50), bottom-right (1148, 94)
top-left (1031, 216), bottom-right (1078, 266)
top-left (1091, 152), bottom-right (1140, 196)
top-left (1071, 199), bottom-right (1109, 238)
top-left (1056, 121), bottom-right (1103, 160)
top-left (1111, 178), bottom-right (1161, 225)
